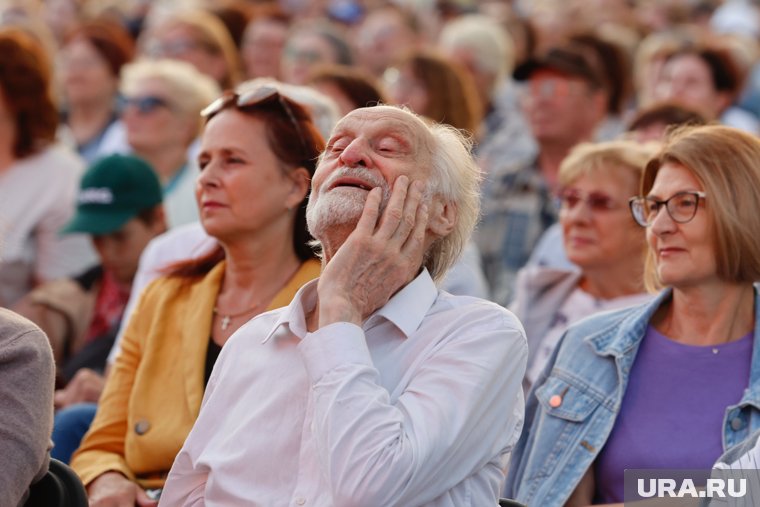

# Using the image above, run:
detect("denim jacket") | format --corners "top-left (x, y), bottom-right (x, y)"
top-left (504, 288), bottom-right (760, 507)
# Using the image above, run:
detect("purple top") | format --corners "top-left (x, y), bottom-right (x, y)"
top-left (594, 325), bottom-right (752, 503)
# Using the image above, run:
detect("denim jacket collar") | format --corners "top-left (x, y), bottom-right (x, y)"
top-left (584, 286), bottom-right (760, 407)
top-left (584, 288), bottom-right (672, 359)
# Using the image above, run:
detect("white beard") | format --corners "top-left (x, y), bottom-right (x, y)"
top-left (306, 166), bottom-right (391, 241)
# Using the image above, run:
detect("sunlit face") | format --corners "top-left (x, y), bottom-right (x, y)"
top-left (646, 161), bottom-right (716, 288)
top-left (196, 109), bottom-right (305, 243)
top-left (92, 216), bottom-right (163, 286)
top-left (654, 53), bottom-right (727, 119)
top-left (60, 37), bottom-right (117, 105)
top-left (521, 69), bottom-right (601, 144)
top-left (306, 107), bottom-right (433, 241)
top-left (560, 169), bottom-right (644, 270)
top-left (121, 78), bottom-right (192, 155)
top-left (241, 18), bottom-right (288, 80)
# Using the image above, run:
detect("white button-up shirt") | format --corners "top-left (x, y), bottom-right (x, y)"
top-left (160, 270), bottom-right (527, 507)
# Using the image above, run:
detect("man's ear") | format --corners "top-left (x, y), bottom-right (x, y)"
top-left (427, 197), bottom-right (456, 238)
top-left (284, 167), bottom-right (311, 210)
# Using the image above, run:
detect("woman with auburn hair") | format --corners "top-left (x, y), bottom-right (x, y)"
top-left (506, 124), bottom-right (760, 506)
top-left (385, 49), bottom-right (483, 137)
top-left (70, 85), bottom-right (323, 505)
top-left (0, 27), bottom-right (94, 307)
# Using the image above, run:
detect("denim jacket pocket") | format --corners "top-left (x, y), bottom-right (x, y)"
top-left (526, 375), bottom-right (603, 485)
top-left (535, 375), bottom-right (600, 421)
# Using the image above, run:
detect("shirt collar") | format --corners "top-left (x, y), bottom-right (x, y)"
top-left (262, 278), bottom-right (318, 344)
top-left (262, 269), bottom-right (439, 343)
top-left (366, 268), bottom-right (438, 338)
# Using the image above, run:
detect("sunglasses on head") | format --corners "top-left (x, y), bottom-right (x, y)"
top-left (119, 95), bottom-right (172, 115)
top-left (201, 86), bottom-right (309, 152)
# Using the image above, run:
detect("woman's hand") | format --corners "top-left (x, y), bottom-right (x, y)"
top-left (87, 472), bottom-right (158, 507)
top-left (317, 176), bottom-right (428, 328)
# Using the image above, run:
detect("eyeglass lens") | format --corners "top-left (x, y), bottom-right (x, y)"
top-left (630, 192), bottom-right (702, 226)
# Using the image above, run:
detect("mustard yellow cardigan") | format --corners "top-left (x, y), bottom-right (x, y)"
top-left (71, 259), bottom-right (321, 489)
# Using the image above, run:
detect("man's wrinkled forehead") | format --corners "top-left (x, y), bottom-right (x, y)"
top-left (330, 106), bottom-right (435, 155)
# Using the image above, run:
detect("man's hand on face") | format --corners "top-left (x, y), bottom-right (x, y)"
top-left (316, 175), bottom-right (429, 328)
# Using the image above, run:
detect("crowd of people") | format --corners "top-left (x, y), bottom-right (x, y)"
top-left (3, 0), bottom-right (760, 506)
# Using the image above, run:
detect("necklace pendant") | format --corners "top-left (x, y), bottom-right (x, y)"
top-left (221, 315), bottom-right (231, 331)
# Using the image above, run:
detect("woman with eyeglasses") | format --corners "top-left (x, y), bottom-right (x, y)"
top-left (511, 140), bottom-right (656, 390)
top-left (505, 124), bottom-right (760, 506)
top-left (119, 59), bottom-right (219, 228)
top-left (70, 86), bottom-right (323, 506)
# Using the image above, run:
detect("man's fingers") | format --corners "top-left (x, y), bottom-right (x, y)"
top-left (401, 198), bottom-right (429, 261)
top-left (355, 186), bottom-right (383, 234)
top-left (376, 175), bottom-right (409, 237)
top-left (389, 179), bottom-right (424, 244)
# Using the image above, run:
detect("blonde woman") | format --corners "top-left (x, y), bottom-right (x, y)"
top-left (512, 140), bottom-right (656, 388)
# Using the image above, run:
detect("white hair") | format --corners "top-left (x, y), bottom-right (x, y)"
top-left (438, 14), bottom-right (514, 93)
top-left (424, 120), bottom-right (482, 284)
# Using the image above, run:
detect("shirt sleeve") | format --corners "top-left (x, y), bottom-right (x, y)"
top-left (297, 311), bottom-right (527, 507)
top-left (159, 335), bottom-right (226, 507)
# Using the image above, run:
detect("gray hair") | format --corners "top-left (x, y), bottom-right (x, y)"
top-left (424, 119), bottom-right (482, 284)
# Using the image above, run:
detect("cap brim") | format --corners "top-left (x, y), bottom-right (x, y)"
top-left (60, 208), bottom-right (135, 235)
top-left (513, 59), bottom-right (545, 81)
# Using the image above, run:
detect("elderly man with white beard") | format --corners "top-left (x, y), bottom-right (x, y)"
top-left (159, 105), bottom-right (527, 507)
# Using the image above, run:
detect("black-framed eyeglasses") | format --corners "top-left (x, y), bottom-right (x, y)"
top-left (628, 191), bottom-right (707, 227)
top-left (119, 95), bottom-right (172, 115)
top-left (556, 188), bottom-right (620, 212)
top-left (201, 86), bottom-right (308, 152)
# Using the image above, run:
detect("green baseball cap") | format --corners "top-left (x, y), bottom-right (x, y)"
top-left (62, 154), bottom-right (163, 235)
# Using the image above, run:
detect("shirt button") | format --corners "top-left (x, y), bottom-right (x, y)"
top-left (134, 419), bottom-right (151, 435)
top-left (549, 394), bottom-right (563, 408)
top-left (295, 498), bottom-right (306, 505)
top-left (731, 417), bottom-right (745, 431)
